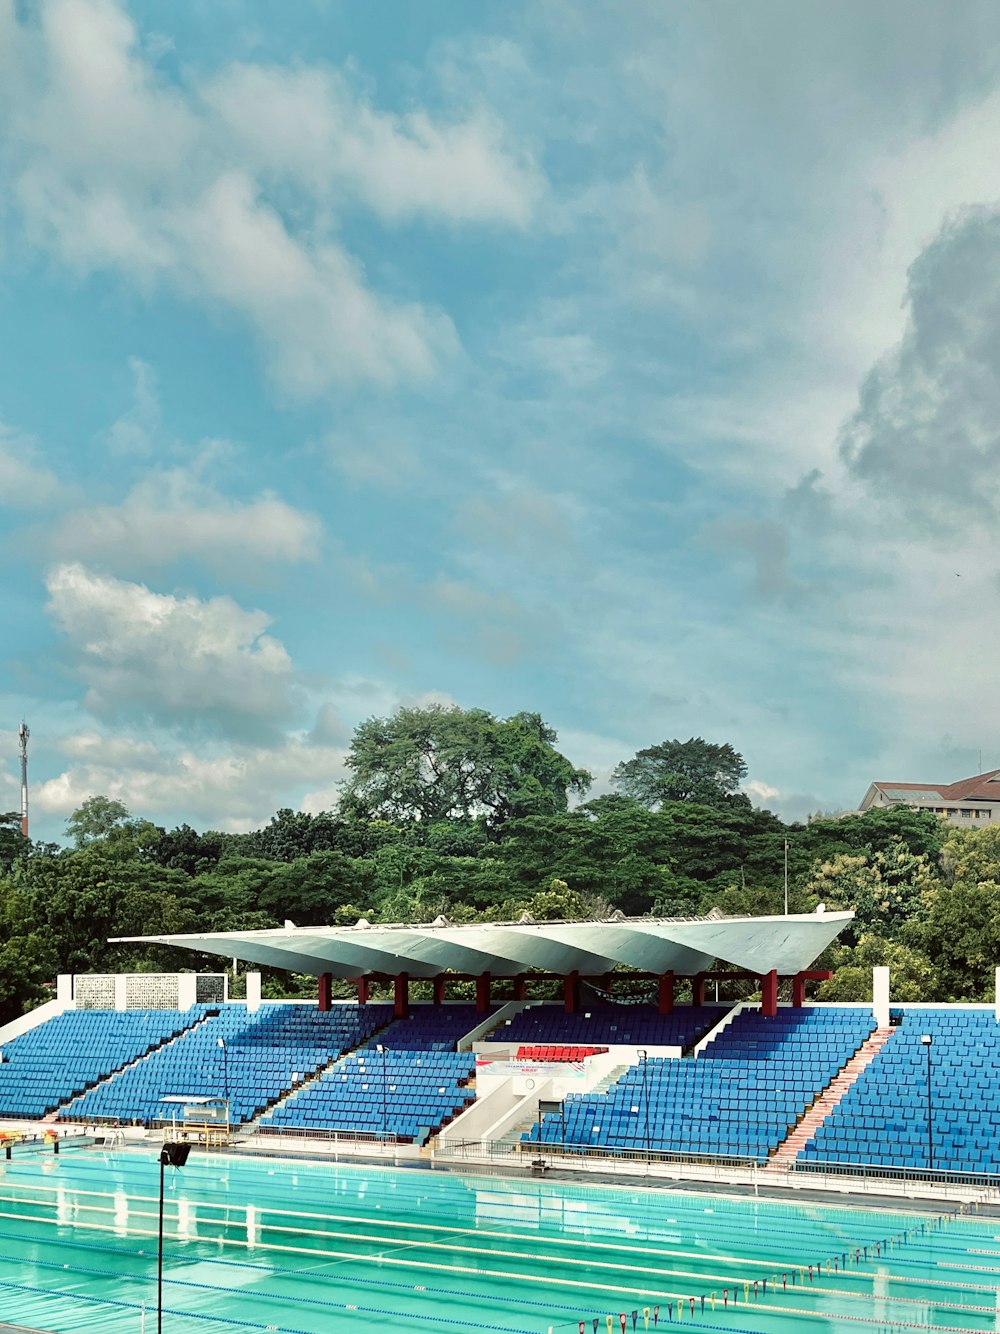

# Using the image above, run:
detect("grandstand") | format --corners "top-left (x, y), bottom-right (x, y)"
top-left (523, 1005), bottom-right (876, 1161)
top-left (1, 905), bottom-right (997, 1187)
top-left (0, 984), bottom-right (999, 1183)
top-left (800, 1007), bottom-right (1000, 1175)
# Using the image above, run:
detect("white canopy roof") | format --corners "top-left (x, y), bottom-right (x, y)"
top-left (115, 910), bottom-right (853, 980)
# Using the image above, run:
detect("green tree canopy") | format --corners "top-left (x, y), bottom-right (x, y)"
top-left (340, 705), bottom-right (591, 829)
top-left (65, 795), bottom-right (133, 847)
top-left (611, 738), bottom-right (748, 809)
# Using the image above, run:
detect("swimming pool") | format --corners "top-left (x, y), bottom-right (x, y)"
top-left (0, 1146), bottom-right (995, 1332)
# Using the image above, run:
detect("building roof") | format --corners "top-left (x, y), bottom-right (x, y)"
top-left (114, 910), bottom-right (854, 981)
top-left (869, 769), bottom-right (1000, 804)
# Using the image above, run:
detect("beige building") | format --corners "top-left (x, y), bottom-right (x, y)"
top-left (859, 769), bottom-right (1000, 827)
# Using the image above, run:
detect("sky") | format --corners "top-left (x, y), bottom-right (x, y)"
top-left (2, 0), bottom-right (1000, 843)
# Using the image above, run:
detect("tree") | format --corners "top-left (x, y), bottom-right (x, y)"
top-left (802, 837), bottom-right (937, 941)
top-left (65, 796), bottom-right (133, 847)
top-left (340, 705), bottom-right (591, 829)
top-left (816, 935), bottom-right (938, 1003)
top-left (0, 812), bottom-right (24, 874)
top-left (612, 738), bottom-right (748, 809)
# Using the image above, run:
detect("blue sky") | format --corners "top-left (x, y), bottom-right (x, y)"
top-left (2, 0), bottom-right (1000, 841)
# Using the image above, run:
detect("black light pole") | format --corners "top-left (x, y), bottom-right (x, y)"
top-left (158, 1142), bottom-right (191, 1333)
top-left (217, 1038), bottom-right (229, 1113)
top-left (920, 1034), bottom-right (933, 1172)
top-left (376, 1043), bottom-right (387, 1141)
top-left (637, 1049), bottom-right (651, 1165)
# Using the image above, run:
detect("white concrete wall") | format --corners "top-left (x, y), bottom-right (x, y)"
top-left (873, 967), bottom-right (890, 1028)
top-left (477, 1080), bottom-right (556, 1145)
top-left (0, 997), bottom-right (69, 1048)
top-left (457, 1000), bottom-right (528, 1050)
top-left (436, 1079), bottom-right (524, 1142)
top-left (177, 974), bottom-right (198, 1010)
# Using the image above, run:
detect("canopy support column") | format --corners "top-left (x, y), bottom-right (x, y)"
top-left (513, 974), bottom-right (527, 1002)
top-left (355, 977), bottom-right (369, 1006)
top-left (476, 972), bottom-right (492, 1013)
top-left (761, 968), bottom-right (778, 1018)
top-left (564, 970), bottom-right (580, 1014)
top-left (692, 974), bottom-right (706, 1007)
top-left (432, 976), bottom-right (446, 1007)
top-left (318, 972), bottom-right (333, 1012)
top-left (792, 972), bottom-right (807, 1008)
top-left (658, 971), bottom-right (675, 1015)
top-left (394, 972), bottom-right (410, 1020)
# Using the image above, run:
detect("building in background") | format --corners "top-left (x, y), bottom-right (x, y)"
top-left (858, 770), bottom-right (1000, 827)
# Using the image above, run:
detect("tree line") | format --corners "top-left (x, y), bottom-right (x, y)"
top-left (0, 704), bottom-right (995, 1021)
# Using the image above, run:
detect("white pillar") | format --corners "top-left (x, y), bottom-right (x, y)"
top-left (246, 972), bottom-right (262, 1013)
top-left (114, 975), bottom-right (128, 1010)
top-left (873, 967), bottom-right (890, 1029)
top-left (177, 974), bottom-right (197, 1011)
top-left (994, 966), bottom-right (1000, 1022)
top-left (56, 975), bottom-right (73, 1005)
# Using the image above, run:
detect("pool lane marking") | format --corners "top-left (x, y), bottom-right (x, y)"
top-left (0, 1232), bottom-right (682, 1328)
top-left (0, 1209), bottom-right (995, 1322)
top-left (4, 1157), bottom-right (943, 1248)
top-left (2, 1189), bottom-right (995, 1310)
top-left (0, 1209), bottom-right (695, 1303)
top-left (0, 1275), bottom-right (536, 1334)
top-left (0, 1253), bottom-right (560, 1334)
top-left (0, 1180), bottom-right (985, 1290)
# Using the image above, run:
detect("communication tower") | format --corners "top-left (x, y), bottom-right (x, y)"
top-left (18, 722), bottom-right (28, 839)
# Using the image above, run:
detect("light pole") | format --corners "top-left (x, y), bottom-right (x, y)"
top-left (217, 1038), bottom-right (229, 1117)
top-left (637, 1049), bottom-right (651, 1165)
top-left (920, 1034), bottom-right (933, 1172)
top-left (375, 1043), bottom-right (387, 1141)
top-left (158, 1142), bottom-right (191, 1333)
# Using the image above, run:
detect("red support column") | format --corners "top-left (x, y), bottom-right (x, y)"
top-left (761, 968), bottom-right (778, 1018)
top-left (318, 972), bottom-right (333, 1012)
top-left (692, 974), bottom-right (706, 1007)
top-left (394, 972), bottom-right (410, 1020)
top-left (355, 977), bottom-right (369, 1006)
top-left (432, 976), bottom-right (446, 1007)
top-left (513, 974), bottom-right (527, 1002)
top-left (564, 970), bottom-right (581, 1014)
top-left (792, 973), bottom-right (806, 1008)
top-left (658, 971), bottom-right (675, 1016)
top-left (476, 972), bottom-right (492, 1013)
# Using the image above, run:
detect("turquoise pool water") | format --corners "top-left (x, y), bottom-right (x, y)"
top-left (0, 1147), bottom-right (995, 1332)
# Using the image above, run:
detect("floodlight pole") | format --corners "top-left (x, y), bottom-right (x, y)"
top-left (158, 1149), bottom-right (165, 1334)
top-left (637, 1049), bottom-right (651, 1166)
top-left (921, 1034), bottom-right (933, 1172)
top-left (217, 1038), bottom-right (229, 1110)
top-left (376, 1043), bottom-right (387, 1142)
top-left (158, 1142), bottom-right (191, 1333)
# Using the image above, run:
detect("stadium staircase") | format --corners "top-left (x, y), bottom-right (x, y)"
top-left (766, 1026), bottom-right (894, 1171)
top-left (243, 1016), bottom-right (396, 1133)
top-left (57, 1009), bottom-right (220, 1124)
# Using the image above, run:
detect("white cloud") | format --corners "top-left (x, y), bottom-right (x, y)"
top-left (52, 466), bottom-right (321, 575)
top-left (0, 426), bottom-right (64, 507)
top-left (0, 0), bottom-right (541, 397)
top-left (45, 563), bottom-right (298, 740)
top-left (34, 730), bottom-right (351, 832)
top-left (204, 63), bottom-right (542, 228)
top-left (104, 357), bottom-right (161, 456)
